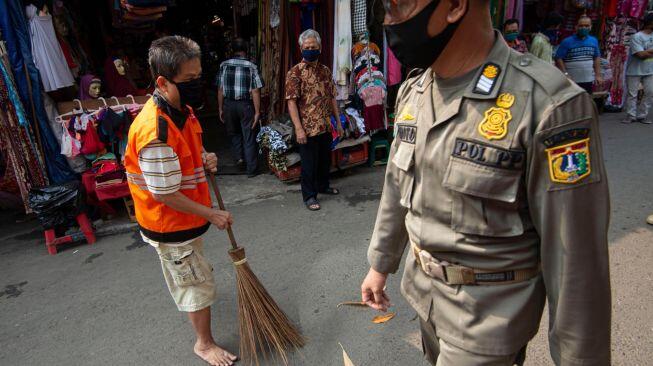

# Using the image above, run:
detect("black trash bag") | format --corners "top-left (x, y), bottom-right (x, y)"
top-left (28, 181), bottom-right (86, 230)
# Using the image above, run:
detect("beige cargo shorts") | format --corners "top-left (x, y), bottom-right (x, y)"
top-left (155, 237), bottom-right (216, 312)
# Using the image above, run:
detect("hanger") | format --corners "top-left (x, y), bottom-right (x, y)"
top-left (127, 94), bottom-right (136, 105)
top-left (98, 97), bottom-right (108, 107)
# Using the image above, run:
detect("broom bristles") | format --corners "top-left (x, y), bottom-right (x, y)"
top-left (230, 248), bottom-right (305, 366)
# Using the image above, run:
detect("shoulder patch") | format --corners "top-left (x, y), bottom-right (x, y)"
top-left (473, 63), bottom-right (501, 95)
top-left (157, 116), bottom-right (168, 143)
top-left (546, 137), bottom-right (591, 184)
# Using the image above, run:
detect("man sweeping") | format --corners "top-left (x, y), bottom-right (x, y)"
top-left (124, 35), bottom-right (238, 366)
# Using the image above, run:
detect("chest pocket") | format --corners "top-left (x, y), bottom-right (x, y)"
top-left (392, 142), bottom-right (415, 209)
top-left (443, 157), bottom-right (524, 237)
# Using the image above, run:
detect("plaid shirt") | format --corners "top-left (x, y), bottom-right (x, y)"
top-left (216, 57), bottom-right (263, 100)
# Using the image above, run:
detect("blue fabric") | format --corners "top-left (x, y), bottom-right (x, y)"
top-left (0, 60), bottom-right (29, 126)
top-left (0, 0), bottom-right (76, 183)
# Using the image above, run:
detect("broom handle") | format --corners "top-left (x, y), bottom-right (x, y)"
top-left (206, 171), bottom-right (239, 250)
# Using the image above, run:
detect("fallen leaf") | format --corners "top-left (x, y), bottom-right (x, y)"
top-left (339, 342), bottom-right (356, 366)
top-left (337, 301), bottom-right (366, 308)
top-left (372, 312), bottom-right (396, 324)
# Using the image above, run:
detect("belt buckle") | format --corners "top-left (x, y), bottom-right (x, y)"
top-left (418, 250), bottom-right (448, 282)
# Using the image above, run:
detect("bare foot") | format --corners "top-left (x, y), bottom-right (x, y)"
top-left (194, 341), bottom-right (238, 366)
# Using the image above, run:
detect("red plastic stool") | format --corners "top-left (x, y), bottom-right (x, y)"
top-left (44, 213), bottom-right (96, 255)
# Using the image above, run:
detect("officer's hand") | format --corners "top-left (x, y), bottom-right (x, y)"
top-left (361, 267), bottom-right (391, 312)
top-left (219, 109), bottom-right (224, 123)
top-left (296, 128), bottom-right (308, 145)
top-left (208, 209), bottom-right (233, 230)
top-left (202, 152), bottom-right (218, 173)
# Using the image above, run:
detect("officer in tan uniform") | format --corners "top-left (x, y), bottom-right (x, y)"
top-left (360, 0), bottom-right (611, 365)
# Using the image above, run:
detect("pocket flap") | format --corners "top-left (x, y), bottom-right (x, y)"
top-left (443, 157), bottom-right (522, 203)
top-left (162, 249), bottom-right (194, 263)
top-left (392, 143), bottom-right (415, 172)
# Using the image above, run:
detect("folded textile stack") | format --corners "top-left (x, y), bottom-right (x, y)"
top-left (113, 0), bottom-right (172, 31)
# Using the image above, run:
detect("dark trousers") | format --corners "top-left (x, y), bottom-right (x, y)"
top-left (224, 100), bottom-right (258, 174)
top-left (577, 82), bottom-right (594, 94)
top-left (298, 132), bottom-right (332, 202)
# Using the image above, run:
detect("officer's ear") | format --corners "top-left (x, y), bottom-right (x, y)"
top-left (446, 0), bottom-right (468, 24)
top-left (155, 75), bottom-right (170, 94)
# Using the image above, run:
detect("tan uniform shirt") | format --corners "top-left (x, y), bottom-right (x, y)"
top-left (368, 34), bottom-right (611, 365)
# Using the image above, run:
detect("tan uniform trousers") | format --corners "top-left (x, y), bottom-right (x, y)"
top-left (155, 237), bottom-right (217, 312)
top-left (420, 319), bottom-right (526, 366)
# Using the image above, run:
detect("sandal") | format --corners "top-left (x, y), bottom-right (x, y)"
top-left (320, 187), bottom-right (340, 195)
top-left (305, 197), bottom-right (321, 211)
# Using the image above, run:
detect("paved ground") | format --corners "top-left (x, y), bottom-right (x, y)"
top-left (0, 112), bottom-right (651, 366)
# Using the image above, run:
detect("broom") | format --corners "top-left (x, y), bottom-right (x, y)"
top-left (206, 171), bottom-right (305, 366)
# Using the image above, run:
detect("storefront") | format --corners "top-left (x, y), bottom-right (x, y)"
top-left (0, 0), bottom-right (406, 216)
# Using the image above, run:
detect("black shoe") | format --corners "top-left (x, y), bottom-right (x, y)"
top-left (247, 171), bottom-right (260, 178)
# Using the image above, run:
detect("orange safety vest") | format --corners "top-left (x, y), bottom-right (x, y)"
top-left (124, 98), bottom-right (211, 242)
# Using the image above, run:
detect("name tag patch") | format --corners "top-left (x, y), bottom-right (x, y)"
top-left (452, 138), bottom-right (524, 170)
top-left (397, 124), bottom-right (417, 144)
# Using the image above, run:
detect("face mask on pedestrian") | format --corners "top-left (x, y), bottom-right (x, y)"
top-left (577, 28), bottom-right (590, 38)
top-left (169, 78), bottom-right (203, 109)
top-left (504, 32), bottom-right (519, 42)
top-left (384, 0), bottom-right (467, 69)
top-left (301, 49), bottom-right (320, 62)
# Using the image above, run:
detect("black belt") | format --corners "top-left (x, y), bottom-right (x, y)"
top-left (225, 98), bottom-right (251, 102)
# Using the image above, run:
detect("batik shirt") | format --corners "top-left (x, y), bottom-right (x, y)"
top-left (285, 61), bottom-right (336, 137)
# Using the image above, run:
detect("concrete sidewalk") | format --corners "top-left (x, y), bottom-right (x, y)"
top-left (0, 112), bottom-right (651, 366)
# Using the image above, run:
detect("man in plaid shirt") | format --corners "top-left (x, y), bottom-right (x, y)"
top-left (217, 38), bottom-right (264, 177)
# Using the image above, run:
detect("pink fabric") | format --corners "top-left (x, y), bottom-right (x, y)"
top-left (386, 47), bottom-right (402, 86)
top-left (360, 86), bottom-right (385, 107)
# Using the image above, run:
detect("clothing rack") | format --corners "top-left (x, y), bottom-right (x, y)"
top-left (55, 95), bottom-right (151, 119)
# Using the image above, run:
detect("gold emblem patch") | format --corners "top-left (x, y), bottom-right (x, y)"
top-left (478, 93), bottom-right (515, 140)
top-left (483, 65), bottom-right (499, 78)
top-left (546, 138), bottom-right (591, 184)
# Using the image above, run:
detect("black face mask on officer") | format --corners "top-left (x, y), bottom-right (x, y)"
top-left (169, 77), bottom-right (204, 109)
top-left (384, 0), bottom-right (468, 69)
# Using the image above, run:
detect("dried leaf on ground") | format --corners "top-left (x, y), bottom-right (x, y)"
top-left (337, 301), bottom-right (367, 308)
top-left (339, 342), bottom-right (356, 366)
top-left (372, 312), bottom-right (396, 324)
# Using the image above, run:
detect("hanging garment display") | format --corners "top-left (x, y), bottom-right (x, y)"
top-left (333, 0), bottom-right (352, 86)
top-left (0, 0), bottom-right (76, 184)
top-left (25, 4), bottom-right (75, 92)
top-left (0, 54), bottom-right (48, 211)
top-left (351, 0), bottom-right (367, 37)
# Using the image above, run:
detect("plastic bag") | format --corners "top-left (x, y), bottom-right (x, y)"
top-left (60, 125), bottom-right (73, 157)
top-left (28, 181), bottom-right (85, 229)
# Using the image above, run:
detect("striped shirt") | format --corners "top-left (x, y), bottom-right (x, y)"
top-left (137, 140), bottom-right (200, 247)
top-left (138, 141), bottom-right (182, 195)
top-left (555, 35), bottom-right (600, 83)
top-left (216, 57), bottom-right (264, 100)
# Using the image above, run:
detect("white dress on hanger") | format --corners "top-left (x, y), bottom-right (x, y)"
top-left (25, 4), bottom-right (74, 92)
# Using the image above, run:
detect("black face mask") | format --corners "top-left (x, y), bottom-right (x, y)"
top-left (384, 1), bottom-right (466, 69)
top-left (171, 77), bottom-right (203, 109)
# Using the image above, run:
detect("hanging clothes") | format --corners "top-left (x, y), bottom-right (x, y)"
top-left (351, 0), bottom-right (367, 38)
top-left (25, 4), bottom-right (75, 92)
top-left (0, 0), bottom-right (76, 184)
top-left (333, 0), bottom-right (352, 86)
